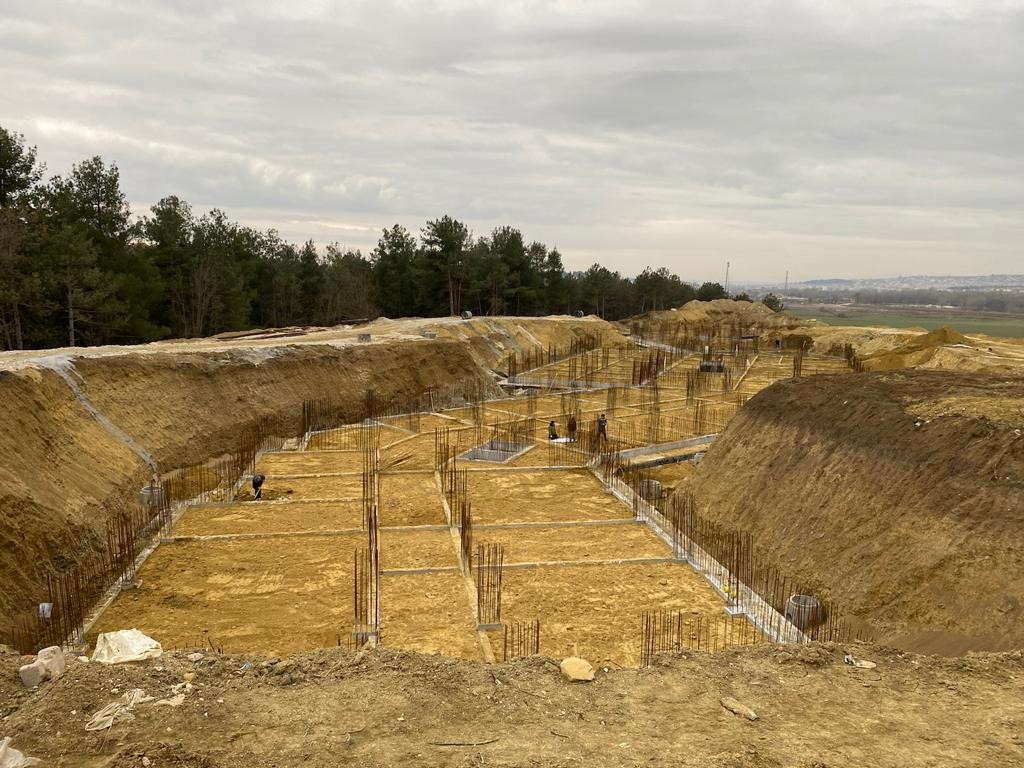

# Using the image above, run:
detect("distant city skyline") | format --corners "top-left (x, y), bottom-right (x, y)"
top-left (4, 0), bottom-right (1022, 281)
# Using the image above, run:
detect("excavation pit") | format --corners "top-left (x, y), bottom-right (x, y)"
top-left (85, 375), bottom-right (787, 666)
top-left (461, 439), bottom-right (534, 463)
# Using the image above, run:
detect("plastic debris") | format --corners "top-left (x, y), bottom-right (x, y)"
top-left (844, 654), bottom-right (878, 670)
top-left (84, 689), bottom-right (154, 731)
top-left (0, 737), bottom-right (41, 767)
top-left (92, 629), bottom-right (163, 664)
top-left (153, 693), bottom-right (186, 707)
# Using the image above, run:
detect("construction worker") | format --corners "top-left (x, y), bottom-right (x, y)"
top-left (548, 420), bottom-right (559, 440)
top-left (252, 473), bottom-right (266, 500)
top-left (597, 413), bottom-right (608, 442)
top-left (567, 414), bottom-right (578, 442)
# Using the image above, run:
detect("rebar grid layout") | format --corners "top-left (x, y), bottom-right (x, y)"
top-left (352, 504), bottom-right (381, 647)
top-left (475, 543), bottom-right (505, 629)
top-left (618, 482), bottom-right (867, 647)
top-left (303, 381), bottom-right (491, 449)
top-left (504, 332), bottom-right (603, 378)
top-left (507, 343), bottom-right (673, 390)
top-left (503, 619), bottom-right (541, 661)
top-left (162, 413), bottom-right (288, 504)
top-left (459, 499), bottom-right (473, 572)
top-left (11, 492), bottom-right (177, 654)
top-left (462, 414), bottom-right (537, 456)
top-left (630, 318), bottom-right (765, 357)
top-left (639, 611), bottom-right (766, 667)
top-left (361, 423), bottom-right (381, 530)
top-left (11, 372), bottom-right (503, 653)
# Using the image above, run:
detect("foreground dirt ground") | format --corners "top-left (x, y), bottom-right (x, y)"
top-left (2, 642), bottom-right (1021, 767)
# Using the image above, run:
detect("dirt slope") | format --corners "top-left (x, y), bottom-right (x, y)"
top-left (768, 324), bottom-right (1024, 375)
top-left (3, 642), bottom-right (1022, 767)
top-left (682, 370), bottom-right (1024, 654)
top-left (0, 316), bottom-right (619, 639)
top-left (629, 299), bottom-right (797, 339)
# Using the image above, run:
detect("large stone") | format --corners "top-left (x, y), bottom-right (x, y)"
top-left (18, 659), bottom-right (48, 688)
top-left (37, 646), bottom-right (66, 679)
top-left (559, 656), bottom-right (595, 682)
top-left (720, 696), bottom-right (759, 721)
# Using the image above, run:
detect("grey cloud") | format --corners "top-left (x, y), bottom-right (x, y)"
top-left (2, 0), bottom-right (1023, 279)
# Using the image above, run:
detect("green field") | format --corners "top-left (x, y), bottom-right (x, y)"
top-left (786, 305), bottom-right (1024, 339)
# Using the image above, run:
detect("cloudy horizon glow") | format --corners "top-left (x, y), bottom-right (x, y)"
top-left (3, 0), bottom-right (1023, 283)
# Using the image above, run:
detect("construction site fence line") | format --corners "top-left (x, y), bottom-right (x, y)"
top-left (594, 466), bottom-right (806, 645)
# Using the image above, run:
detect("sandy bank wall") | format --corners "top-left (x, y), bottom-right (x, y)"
top-left (682, 370), bottom-right (1024, 654)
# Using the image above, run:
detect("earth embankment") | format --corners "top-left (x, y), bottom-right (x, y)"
top-left (682, 370), bottom-right (1024, 654)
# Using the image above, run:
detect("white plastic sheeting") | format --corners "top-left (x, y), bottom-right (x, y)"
top-left (0, 737), bottom-right (40, 768)
top-left (92, 629), bottom-right (163, 664)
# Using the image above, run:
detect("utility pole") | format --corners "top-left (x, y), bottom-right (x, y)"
top-left (784, 270), bottom-right (789, 292)
top-left (725, 261), bottom-right (730, 295)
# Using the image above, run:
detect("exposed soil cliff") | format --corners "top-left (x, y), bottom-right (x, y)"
top-left (682, 370), bottom-right (1024, 654)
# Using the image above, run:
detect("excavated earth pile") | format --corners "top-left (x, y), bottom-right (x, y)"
top-left (682, 370), bottom-right (1024, 654)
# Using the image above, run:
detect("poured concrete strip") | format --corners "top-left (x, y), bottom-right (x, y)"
top-left (260, 471), bottom-right (366, 479)
top-left (734, 353), bottom-right (759, 389)
top-left (382, 566), bottom-right (459, 576)
top-left (474, 518), bottom-right (637, 530)
top-left (502, 556), bottom-right (675, 570)
top-left (445, 464), bottom-right (592, 474)
top-left (186, 496), bottom-right (363, 507)
top-left (614, 434), bottom-right (719, 461)
top-left (432, 469), bottom-right (495, 663)
top-left (172, 523), bottom-right (452, 542)
top-left (624, 451), bottom-right (709, 470)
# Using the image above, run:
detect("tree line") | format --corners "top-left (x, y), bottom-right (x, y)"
top-left (1, 125), bottom-right (751, 350)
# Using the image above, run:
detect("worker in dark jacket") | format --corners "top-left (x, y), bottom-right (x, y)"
top-left (548, 420), bottom-right (559, 440)
top-left (252, 473), bottom-right (266, 500)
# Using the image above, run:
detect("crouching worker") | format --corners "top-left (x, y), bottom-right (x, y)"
top-left (252, 473), bottom-right (266, 500)
top-left (548, 420), bottom-right (559, 440)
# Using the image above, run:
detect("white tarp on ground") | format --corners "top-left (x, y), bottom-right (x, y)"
top-left (92, 629), bottom-right (162, 664)
top-left (0, 737), bottom-right (40, 767)
top-left (84, 689), bottom-right (154, 731)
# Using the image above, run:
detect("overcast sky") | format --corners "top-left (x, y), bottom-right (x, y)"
top-left (3, 0), bottom-right (1022, 283)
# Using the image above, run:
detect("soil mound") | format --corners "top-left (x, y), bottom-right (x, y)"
top-left (681, 370), bottom-right (1024, 654)
top-left (862, 325), bottom-right (975, 370)
top-left (629, 299), bottom-right (796, 340)
top-left (4, 643), bottom-right (1024, 766)
top-left (675, 298), bottom-right (780, 324)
